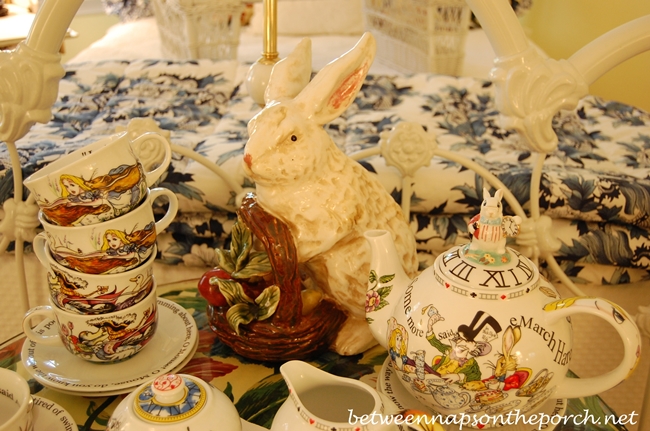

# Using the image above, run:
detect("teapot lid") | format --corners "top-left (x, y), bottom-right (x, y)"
top-left (133, 374), bottom-right (207, 423)
top-left (434, 189), bottom-right (539, 298)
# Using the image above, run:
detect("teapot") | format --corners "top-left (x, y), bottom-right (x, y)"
top-left (106, 373), bottom-right (242, 431)
top-left (364, 188), bottom-right (641, 422)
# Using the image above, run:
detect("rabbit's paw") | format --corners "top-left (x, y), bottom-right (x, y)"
top-left (330, 317), bottom-right (378, 356)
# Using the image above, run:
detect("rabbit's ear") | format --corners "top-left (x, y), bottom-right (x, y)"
top-left (265, 38), bottom-right (313, 104)
top-left (512, 325), bottom-right (522, 344)
top-left (483, 187), bottom-right (491, 201)
top-left (495, 189), bottom-right (504, 202)
top-left (502, 326), bottom-right (514, 356)
top-left (294, 32), bottom-right (376, 125)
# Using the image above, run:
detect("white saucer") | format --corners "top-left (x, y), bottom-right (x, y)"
top-left (22, 298), bottom-right (198, 396)
top-left (32, 396), bottom-right (77, 431)
top-left (34, 334), bottom-right (199, 398)
top-left (377, 357), bottom-right (567, 431)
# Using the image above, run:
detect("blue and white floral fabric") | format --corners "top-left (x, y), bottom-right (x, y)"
top-left (102, 0), bottom-right (153, 22)
top-left (1, 59), bottom-right (649, 285)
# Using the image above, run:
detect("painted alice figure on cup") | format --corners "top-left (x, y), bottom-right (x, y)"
top-left (61, 306), bottom-right (156, 362)
top-left (48, 265), bottom-right (154, 314)
top-left (53, 222), bottom-right (156, 274)
top-left (40, 163), bottom-right (145, 226)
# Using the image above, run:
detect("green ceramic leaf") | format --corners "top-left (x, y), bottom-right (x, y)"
top-left (255, 285), bottom-right (280, 320)
top-left (230, 218), bottom-right (252, 269)
top-left (379, 274), bottom-right (396, 284)
top-left (218, 279), bottom-right (253, 306)
top-left (216, 248), bottom-right (235, 273)
top-left (229, 219), bottom-right (244, 257)
top-left (231, 251), bottom-right (271, 279)
top-left (234, 239), bottom-right (253, 273)
top-left (226, 303), bottom-right (256, 335)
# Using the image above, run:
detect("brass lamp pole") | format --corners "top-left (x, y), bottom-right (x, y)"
top-left (245, 0), bottom-right (280, 106)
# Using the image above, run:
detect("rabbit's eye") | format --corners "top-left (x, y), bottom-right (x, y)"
top-left (291, 135), bottom-right (297, 142)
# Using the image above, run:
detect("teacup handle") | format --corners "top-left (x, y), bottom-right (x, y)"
top-left (32, 232), bottom-right (49, 270)
top-left (22, 305), bottom-right (62, 346)
top-left (149, 187), bottom-right (179, 234)
top-left (131, 132), bottom-right (173, 186)
top-left (544, 296), bottom-right (641, 399)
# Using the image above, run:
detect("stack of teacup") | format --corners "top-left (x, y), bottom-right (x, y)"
top-left (21, 130), bottom-right (178, 364)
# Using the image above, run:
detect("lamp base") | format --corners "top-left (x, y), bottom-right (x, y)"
top-left (245, 56), bottom-right (279, 107)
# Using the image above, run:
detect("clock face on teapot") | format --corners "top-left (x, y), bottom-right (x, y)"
top-left (436, 245), bottom-right (538, 296)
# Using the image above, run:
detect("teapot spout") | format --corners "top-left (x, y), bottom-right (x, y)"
top-left (364, 229), bottom-right (412, 350)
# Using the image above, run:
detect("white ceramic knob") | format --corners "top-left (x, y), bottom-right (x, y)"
top-left (151, 374), bottom-right (185, 405)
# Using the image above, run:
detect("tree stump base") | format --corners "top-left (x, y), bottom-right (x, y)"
top-left (204, 193), bottom-right (347, 361)
top-left (208, 298), bottom-right (346, 361)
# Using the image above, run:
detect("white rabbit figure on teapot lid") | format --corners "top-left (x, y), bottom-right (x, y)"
top-left (242, 32), bottom-right (418, 356)
top-left (364, 188), bottom-right (641, 425)
top-left (467, 188), bottom-right (520, 256)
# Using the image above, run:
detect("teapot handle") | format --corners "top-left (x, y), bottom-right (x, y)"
top-left (544, 296), bottom-right (641, 399)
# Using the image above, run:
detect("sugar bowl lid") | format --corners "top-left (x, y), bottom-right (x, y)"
top-left (107, 373), bottom-right (242, 431)
top-left (134, 374), bottom-right (207, 423)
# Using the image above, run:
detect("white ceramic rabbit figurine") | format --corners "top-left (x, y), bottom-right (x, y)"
top-left (242, 33), bottom-right (419, 355)
top-left (468, 188), bottom-right (522, 255)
